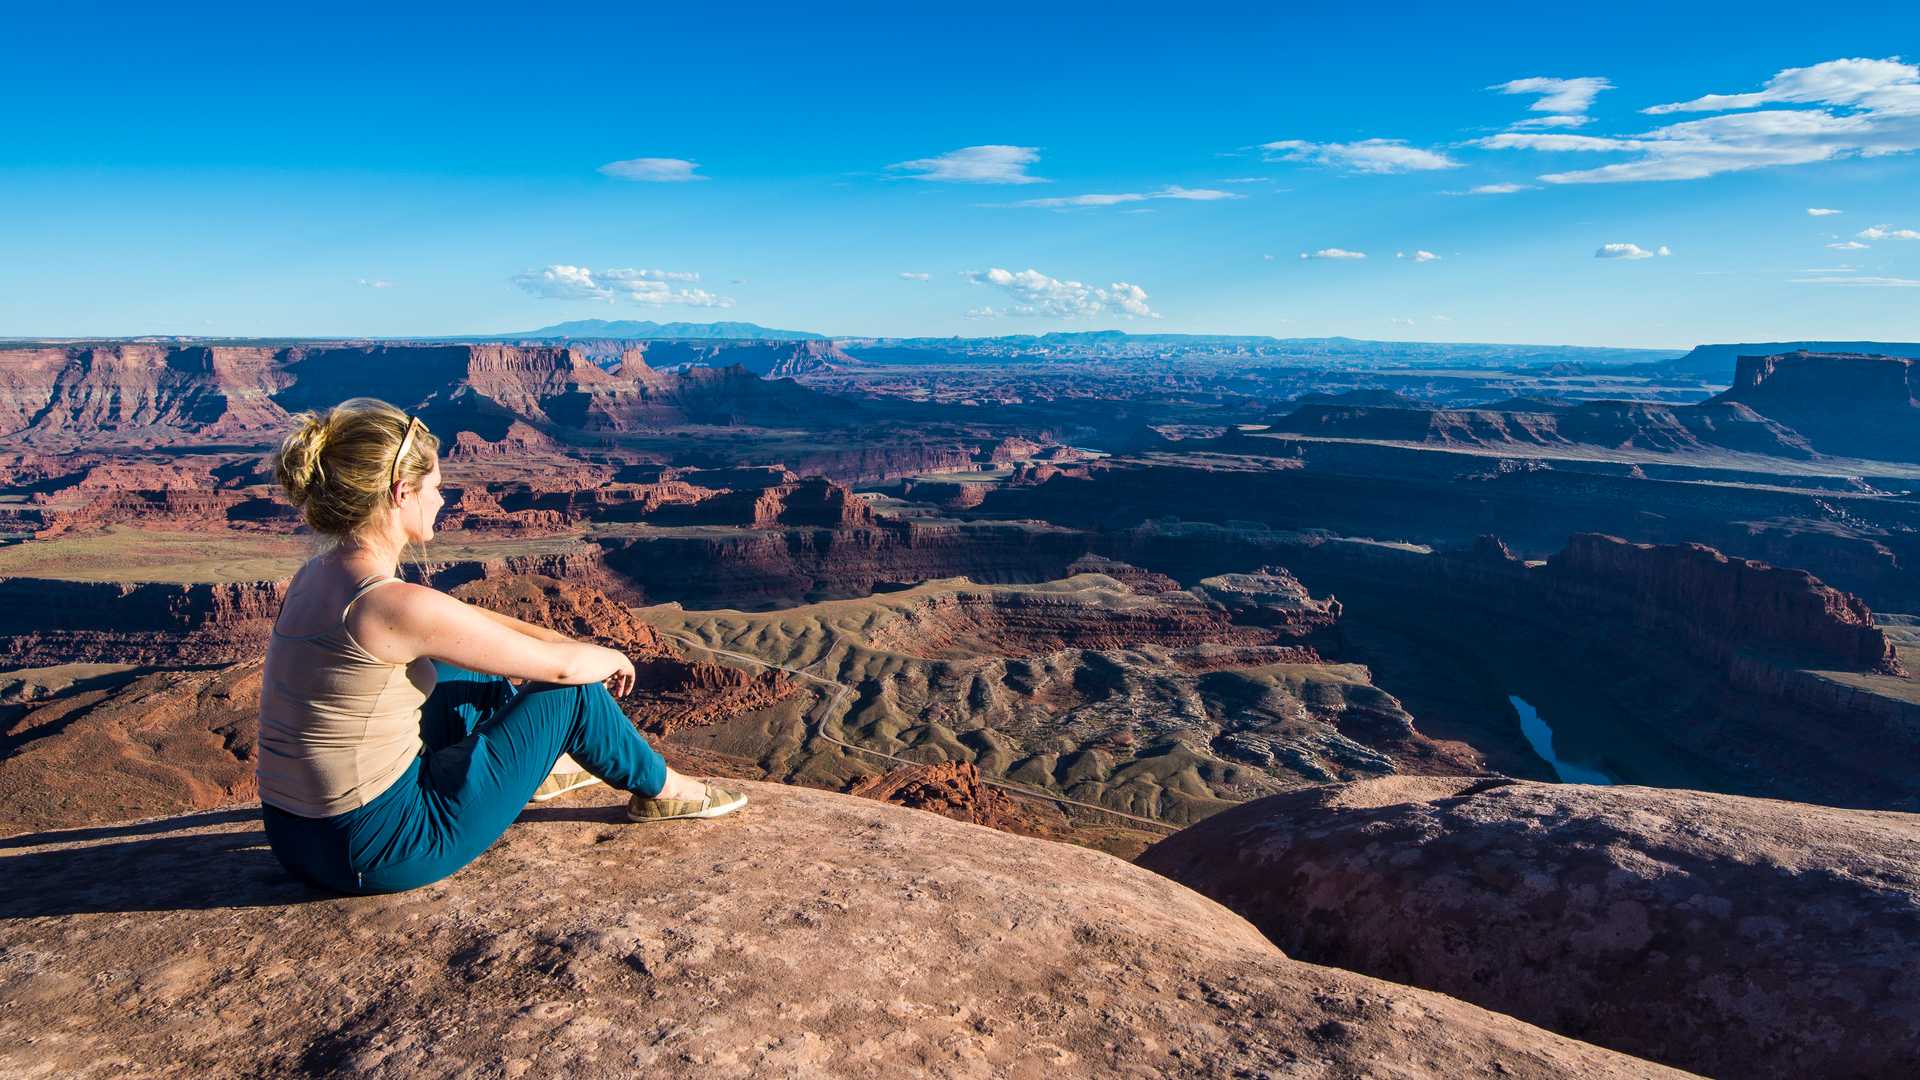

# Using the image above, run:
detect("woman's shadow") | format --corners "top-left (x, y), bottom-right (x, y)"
top-left (0, 810), bottom-right (329, 917)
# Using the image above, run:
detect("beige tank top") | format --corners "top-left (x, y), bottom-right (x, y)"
top-left (256, 572), bottom-right (438, 818)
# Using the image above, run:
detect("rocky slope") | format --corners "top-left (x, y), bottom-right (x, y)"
top-left (0, 782), bottom-right (1687, 1078)
top-left (1138, 777), bottom-right (1920, 1080)
top-left (644, 573), bottom-right (1479, 828)
top-left (0, 662), bottom-right (261, 836)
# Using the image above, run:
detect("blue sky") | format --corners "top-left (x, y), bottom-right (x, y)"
top-left (3, 2), bottom-right (1917, 348)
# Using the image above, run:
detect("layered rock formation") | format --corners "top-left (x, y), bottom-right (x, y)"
top-left (1709, 350), bottom-right (1920, 462)
top-left (1542, 532), bottom-right (1903, 675)
top-left (1267, 398), bottom-right (1815, 458)
top-left (1138, 777), bottom-right (1920, 1080)
top-left (0, 782), bottom-right (1687, 1078)
top-left (0, 343), bottom-right (854, 450)
top-left (0, 577), bottom-right (290, 668)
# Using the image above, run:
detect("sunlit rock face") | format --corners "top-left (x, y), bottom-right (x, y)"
top-left (1139, 776), bottom-right (1920, 1080)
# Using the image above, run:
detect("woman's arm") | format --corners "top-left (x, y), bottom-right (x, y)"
top-left (351, 584), bottom-right (635, 689)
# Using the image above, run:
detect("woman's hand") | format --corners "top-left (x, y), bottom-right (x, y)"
top-left (604, 653), bottom-right (636, 698)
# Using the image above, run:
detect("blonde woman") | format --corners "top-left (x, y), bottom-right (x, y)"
top-left (257, 398), bottom-right (745, 894)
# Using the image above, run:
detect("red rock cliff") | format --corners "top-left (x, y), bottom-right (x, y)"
top-left (1546, 532), bottom-right (1903, 675)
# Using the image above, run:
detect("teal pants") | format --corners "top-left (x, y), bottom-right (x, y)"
top-left (261, 661), bottom-right (668, 894)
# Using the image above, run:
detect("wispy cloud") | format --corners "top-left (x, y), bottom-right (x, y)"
top-left (356, 278), bottom-right (393, 289)
top-left (888, 145), bottom-right (1046, 184)
top-left (1261, 138), bottom-right (1459, 174)
top-left (1807, 207), bottom-right (1843, 215)
top-left (898, 272), bottom-right (931, 281)
top-left (1444, 182), bottom-right (1537, 195)
top-left (598, 157), bottom-right (706, 182)
top-left (511, 265), bottom-right (732, 307)
top-left (1396, 250), bottom-right (1441, 262)
top-left (1300, 248), bottom-right (1367, 260)
top-left (1008, 185), bottom-right (1241, 209)
top-left (1490, 76), bottom-right (1615, 115)
top-left (1595, 243), bottom-right (1670, 260)
top-left (1477, 58), bottom-right (1920, 183)
top-left (1508, 114), bottom-right (1594, 130)
top-left (963, 267), bottom-right (1160, 318)
top-left (1217, 176), bottom-right (1272, 184)
top-left (1827, 240), bottom-right (1870, 249)
top-left (1859, 223), bottom-right (1920, 239)
top-left (1792, 275), bottom-right (1920, 287)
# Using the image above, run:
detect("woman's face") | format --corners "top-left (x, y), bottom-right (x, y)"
top-left (407, 460), bottom-right (444, 542)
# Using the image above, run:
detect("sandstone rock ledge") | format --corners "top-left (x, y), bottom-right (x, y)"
top-left (0, 782), bottom-right (1682, 1078)
top-left (1138, 777), bottom-right (1920, 1080)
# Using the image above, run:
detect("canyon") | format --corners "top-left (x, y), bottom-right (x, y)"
top-left (5, 334), bottom-right (1919, 1075)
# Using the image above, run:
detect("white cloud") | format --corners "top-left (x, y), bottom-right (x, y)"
top-left (1829, 240), bottom-right (1870, 249)
top-left (898, 272), bottom-right (931, 281)
top-left (598, 157), bottom-right (706, 182)
top-left (1261, 138), bottom-right (1459, 173)
top-left (1395, 250), bottom-right (1441, 262)
top-left (1218, 176), bottom-right (1272, 184)
top-left (1490, 76), bottom-right (1615, 115)
top-left (1792, 275), bottom-right (1920, 287)
top-left (356, 278), bottom-right (393, 289)
top-left (511, 265), bottom-right (733, 307)
top-left (1644, 57), bottom-right (1920, 114)
top-left (1446, 182), bottom-right (1537, 195)
top-left (1389, 316), bottom-right (1417, 326)
top-left (1508, 114), bottom-right (1594, 130)
top-left (1479, 58), bottom-right (1920, 183)
top-left (1595, 243), bottom-right (1668, 260)
top-left (888, 145), bottom-right (1046, 184)
top-left (1807, 207), bottom-right (1843, 215)
top-left (1008, 185), bottom-right (1241, 209)
top-left (963, 267), bottom-right (1161, 319)
top-left (1300, 248), bottom-right (1367, 260)
top-left (1859, 224), bottom-right (1920, 239)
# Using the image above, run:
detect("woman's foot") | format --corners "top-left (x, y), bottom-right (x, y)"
top-left (529, 754), bottom-right (603, 803)
top-left (626, 782), bottom-right (749, 823)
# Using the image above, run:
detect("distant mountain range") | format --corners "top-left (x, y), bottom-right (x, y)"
top-left (486, 320), bottom-right (826, 342)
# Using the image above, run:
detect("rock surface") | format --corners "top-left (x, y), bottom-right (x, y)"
top-left (847, 760), bottom-right (1038, 833)
top-left (0, 782), bottom-right (1686, 1078)
top-left (1137, 777), bottom-right (1920, 1079)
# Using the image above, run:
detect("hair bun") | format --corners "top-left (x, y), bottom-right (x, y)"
top-left (273, 411), bottom-right (333, 506)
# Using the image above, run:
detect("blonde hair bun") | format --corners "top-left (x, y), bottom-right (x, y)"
top-left (269, 398), bottom-right (439, 538)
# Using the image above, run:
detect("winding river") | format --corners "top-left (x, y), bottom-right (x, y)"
top-left (1507, 694), bottom-right (1615, 785)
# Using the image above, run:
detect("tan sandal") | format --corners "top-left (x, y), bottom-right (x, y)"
top-left (530, 754), bottom-right (604, 803)
top-left (626, 783), bottom-right (748, 822)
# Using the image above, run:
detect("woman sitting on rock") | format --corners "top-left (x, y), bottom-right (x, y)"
top-left (257, 397), bottom-right (745, 894)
